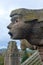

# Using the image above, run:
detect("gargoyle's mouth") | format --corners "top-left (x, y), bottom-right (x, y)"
top-left (8, 32), bottom-right (13, 37)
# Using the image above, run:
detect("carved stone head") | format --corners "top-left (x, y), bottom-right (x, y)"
top-left (7, 8), bottom-right (37, 39)
top-left (7, 8), bottom-right (43, 46)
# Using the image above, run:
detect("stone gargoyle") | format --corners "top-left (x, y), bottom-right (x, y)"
top-left (7, 8), bottom-right (43, 48)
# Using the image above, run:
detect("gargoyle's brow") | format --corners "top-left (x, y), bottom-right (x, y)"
top-left (11, 15), bottom-right (19, 21)
top-left (11, 15), bottom-right (19, 18)
top-left (10, 13), bottom-right (23, 17)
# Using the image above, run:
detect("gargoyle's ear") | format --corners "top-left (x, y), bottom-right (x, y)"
top-left (24, 19), bottom-right (38, 23)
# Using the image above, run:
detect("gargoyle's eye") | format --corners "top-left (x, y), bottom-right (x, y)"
top-left (15, 20), bottom-right (18, 23)
top-left (16, 20), bottom-right (18, 22)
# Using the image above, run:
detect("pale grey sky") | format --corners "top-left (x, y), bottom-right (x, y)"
top-left (0, 0), bottom-right (43, 49)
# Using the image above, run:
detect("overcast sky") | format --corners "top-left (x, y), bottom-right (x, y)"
top-left (0, 0), bottom-right (43, 49)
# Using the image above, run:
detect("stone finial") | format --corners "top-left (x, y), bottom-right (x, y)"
top-left (4, 41), bottom-right (20, 65)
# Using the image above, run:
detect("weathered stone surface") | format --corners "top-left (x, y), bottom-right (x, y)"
top-left (7, 8), bottom-right (43, 61)
top-left (4, 41), bottom-right (20, 65)
top-left (10, 8), bottom-right (43, 21)
top-left (38, 46), bottom-right (43, 61)
top-left (20, 39), bottom-right (36, 50)
top-left (7, 8), bottom-right (43, 46)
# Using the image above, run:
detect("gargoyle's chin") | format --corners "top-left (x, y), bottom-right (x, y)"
top-left (8, 32), bottom-right (25, 40)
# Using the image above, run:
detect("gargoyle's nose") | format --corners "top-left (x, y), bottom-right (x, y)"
top-left (7, 25), bottom-right (11, 29)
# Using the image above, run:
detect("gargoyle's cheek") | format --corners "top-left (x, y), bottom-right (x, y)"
top-left (11, 28), bottom-right (24, 39)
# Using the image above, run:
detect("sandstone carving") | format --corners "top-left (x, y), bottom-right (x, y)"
top-left (20, 39), bottom-right (36, 50)
top-left (4, 41), bottom-right (20, 65)
top-left (7, 8), bottom-right (43, 46)
top-left (7, 8), bottom-right (43, 61)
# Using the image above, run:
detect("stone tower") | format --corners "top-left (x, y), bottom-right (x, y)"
top-left (4, 41), bottom-right (20, 65)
